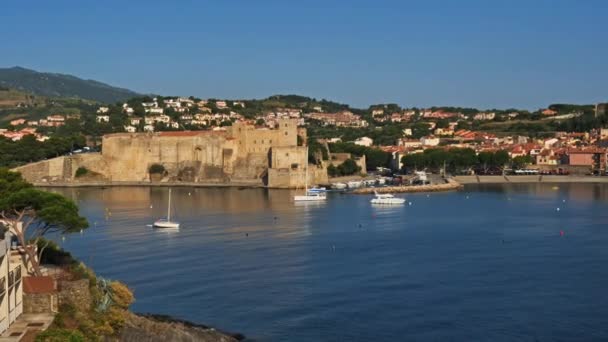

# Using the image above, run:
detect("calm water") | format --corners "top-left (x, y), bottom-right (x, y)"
top-left (49, 184), bottom-right (608, 341)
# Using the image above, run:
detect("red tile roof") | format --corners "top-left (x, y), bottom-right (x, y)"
top-left (23, 276), bottom-right (55, 294)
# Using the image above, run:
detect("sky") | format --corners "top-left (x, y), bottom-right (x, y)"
top-left (1, 0), bottom-right (607, 109)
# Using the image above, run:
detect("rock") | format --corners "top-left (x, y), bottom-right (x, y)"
top-left (116, 313), bottom-right (243, 342)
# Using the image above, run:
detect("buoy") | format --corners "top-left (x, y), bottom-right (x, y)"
top-left (560, 230), bottom-right (564, 236)
top-left (562, 199), bottom-right (566, 203)
top-left (150, 205), bottom-right (153, 209)
top-left (556, 207), bottom-right (560, 211)
top-left (188, 192), bottom-right (191, 196)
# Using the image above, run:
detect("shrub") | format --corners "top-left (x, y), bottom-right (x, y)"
top-left (35, 328), bottom-right (85, 342)
top-left (148, 163), bottom-right (165, 174)
top-left (74, 167), bottom-right (88, 178)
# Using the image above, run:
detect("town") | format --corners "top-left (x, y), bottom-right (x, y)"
top-left (2, 95), bottom-right (608, 178)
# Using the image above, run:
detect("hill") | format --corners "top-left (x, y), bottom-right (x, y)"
top-left (0, 66), bottom-right (140, 103)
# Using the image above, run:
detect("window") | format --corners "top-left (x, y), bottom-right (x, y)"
top-left (269, 140), bottom-right (272, 144)
top-left (285, 132), bottom-right (288, 136)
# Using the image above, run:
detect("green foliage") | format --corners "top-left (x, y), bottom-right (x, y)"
top-left (512, 155), bottom-right (534, 168)
top-left (35, 328), bottom-right (85, 342)
top-left (75, 167), bottom-right (88, 178)
top-left (329, 142), bottom-right (391, 170)
top-left (0, 134), bottom-right (86, 168)
top-left (328, 159), bottom-right (361, 177)
top-left (0, 66), bottom-right (139, 103)
top-left (401, 148), bottom-right (510, 173)
top-left (148, 163), bottom-right (165, 174)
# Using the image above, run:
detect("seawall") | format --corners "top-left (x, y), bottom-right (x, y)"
top-left (455, 175), bottom-right (608, 184)
top-left (352, 178), bottom-right (463, 194)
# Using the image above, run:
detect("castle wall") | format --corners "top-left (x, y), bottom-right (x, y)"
top-left (14, 119), bottom-right (327, 188)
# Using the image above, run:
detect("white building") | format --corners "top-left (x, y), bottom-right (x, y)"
top-left (0, 224), bottom-right (25, 334)
top-left (124, 125), bottom-right (137, 133)
top-left (96, 115), bottom-right (110, 123)
top-left (421, 136), bottom-right (440, 146)
top-left (145, 107), bottom-right (164, 115)
top-left (215, 101), bottom-right (227, 109)
top-left (96, 106), bottom-right (109, 114)
top-left (143, 125), bottom-right (155, 132)
top-left (354, 136), bottom-right (374, 147)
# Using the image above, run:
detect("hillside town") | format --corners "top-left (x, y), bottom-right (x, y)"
top-left (2, 96), bottom-right (608, 176)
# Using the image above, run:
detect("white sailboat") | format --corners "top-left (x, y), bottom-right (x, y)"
top-left (153, 188), bottom-right (180, 228)
top-left (294, 148), bottom-right (326, 202)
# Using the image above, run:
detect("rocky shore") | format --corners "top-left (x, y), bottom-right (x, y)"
top-left (352, 178), bottom-right (463, 194)
top-left (119, 313), bottom-right (244, 342)
top-left (455, 175), bottom-right (608, 184)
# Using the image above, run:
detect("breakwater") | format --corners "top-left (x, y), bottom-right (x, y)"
top-left (455, 175), bottom-right (608, 184)
top-left (352, 178), bottom-right (462, 194)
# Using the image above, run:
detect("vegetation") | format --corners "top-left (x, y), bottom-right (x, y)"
top-left (328, 142), bottom-right (391, 170)
top-left (0, 66), bottom-right (140, 103)
top-left (0, 135), bottom-right (86, 168)
top-left (38, 242), bottom-right (135, 341)
top-left (35, 329), bottom-right (85, 342)
top-left (74, 167), bottom-right (88, 178)
top-left (401, 148), bottom-right (511, 173)
top-left (148, 163), bottom-right (166, 175)
top-left (327, 158), bottom-right (361, 177)
top-left (0, 169), bottom-right (88, 276)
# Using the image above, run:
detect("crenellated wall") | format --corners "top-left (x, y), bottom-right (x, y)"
top-left (14, 119), bottom-right (327, 188)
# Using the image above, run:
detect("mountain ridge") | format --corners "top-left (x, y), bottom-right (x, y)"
top-left (0, 66), bottom-right (141, 103)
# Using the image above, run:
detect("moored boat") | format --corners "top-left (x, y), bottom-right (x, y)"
top-left (370, 191), bottom-right (406, 204)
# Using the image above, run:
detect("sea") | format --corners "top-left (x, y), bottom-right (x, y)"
top-left (49, 183), bottom-right (608, 341)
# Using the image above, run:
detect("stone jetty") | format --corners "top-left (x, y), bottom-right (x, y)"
top-left (352, 178), bottom-right (463, 194)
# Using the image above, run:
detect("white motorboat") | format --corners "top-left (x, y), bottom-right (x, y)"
top-left (294, 149), bottom-right (327, 202)
top-left (370, 191), bottom-right (406, 204)
top-left (332, 182), bottom-right (347, 190)
top-left (347, 181), bottom-right (363, 188)
top-left (308, 186), bottom-right (327, 193)
top-left (153, 188), bottom-right (180, 228)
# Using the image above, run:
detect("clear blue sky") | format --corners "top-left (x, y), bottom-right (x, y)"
top-left (1, 0), bottom-right (606, 109)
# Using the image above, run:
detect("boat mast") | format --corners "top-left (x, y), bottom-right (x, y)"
top-left (305, 148), bottom-right (308, 192)
top-left (167, 188), bottom-right (171, 221)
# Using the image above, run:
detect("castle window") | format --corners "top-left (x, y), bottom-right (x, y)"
top-left (285, 124), bottom-right (288, 127)
top-left (269, 140), bottom-right (272, 144)
top-left (286, 153), bottom-right (289, 157)
top-left (254, 140), bottom-right (256, 144)
top-left (285, 132), bottom-right (288, 136)
top-left (261, 139), bottom-right (264, 144)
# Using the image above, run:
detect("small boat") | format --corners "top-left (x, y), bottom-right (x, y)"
top-left (308, 186), bottom-right (327, 193)
top-left (347, 181), bottom-right (363, 188)
top-left (332, 182), bottom-right (347, 190)
top-left (153, 188), bottom-right (180, 228)
top-left (377, 178), bottom-right (386, 185)
top-left (294, 149), bottom-right (327, 202)
top-left (370, 191), bottom-right (406, 205)
top-left (294, 192), bottom-right (327, 201)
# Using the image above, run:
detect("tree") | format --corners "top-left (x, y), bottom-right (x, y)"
top-left (0, 169), bottom-right (88, 276)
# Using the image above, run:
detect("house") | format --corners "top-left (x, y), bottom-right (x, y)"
top-left (403, 128), bottom-right (413, 136)
top-left (542, 109), bottom-right (558, 116)
top-left (421, 136), bottom-right (440, 146)
top-left (27, 121), bottom-right (39, 126)
top-left (96, 106), bottom-right (109, 114)
top-left (434, 128), bottom-right (453, 136)
top-left (145, 107), bottom-right (164, 115)
top-left (371, 109), bottom-right (384, 116)
top-left (215, 101), bottom-right (227, 109)
top-left (233, 101), bottom-right (245, 108)
top-left (45, 115), bottom-right (65, 127)
top-left (124, 125), bottom-right (137, 133)
top-left (0, 226), bottom-right (25, 334)
top-left (354, 136), bottom-right (373, 147)
top-left (96, 115), bottom-right (110, 123)
top-left (566, 148), bottom-right (606, 171)
top-left (380, 146), bottom-right (406, 171)
top-left (143, 125), bottom-right (155, 132)
top-left (9, 119), bottom-right (26, 126)
top-left (398, 139), bottom-right (422, 148)
top-left (473, 112), bottom-right (496, 121)
top-left (130, 117), bottom-right (142, 126)
top-left (536, 149), bottom-right (560, 166)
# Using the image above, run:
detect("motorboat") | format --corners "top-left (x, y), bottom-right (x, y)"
top-left (347, 181), bottom-right (363, 189)
top-left (153, 188), bottom-right (180, 228)
top-left (370, 191), bottom-right (406, 204)
top-left (332, 182), bottom-right (347, 190)
top-left (308, 186), bottom-right (327, 193)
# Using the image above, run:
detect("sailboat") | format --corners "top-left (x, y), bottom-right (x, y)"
top-left (294, 148), bottom-right (326, 202)
top-left (153, 188), bottom-right (180, 228)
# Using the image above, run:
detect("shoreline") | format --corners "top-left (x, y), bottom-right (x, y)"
top-left (454, 175), bottom-right (608, 184)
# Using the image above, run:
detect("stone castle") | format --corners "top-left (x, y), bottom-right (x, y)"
top-left (15, 118), bottom-right (328, 188)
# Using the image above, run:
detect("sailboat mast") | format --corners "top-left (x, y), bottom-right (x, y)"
top-left (305, 147), bottom-right (308, 192)
top-left (168, 188), bottom-right (171, 221)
